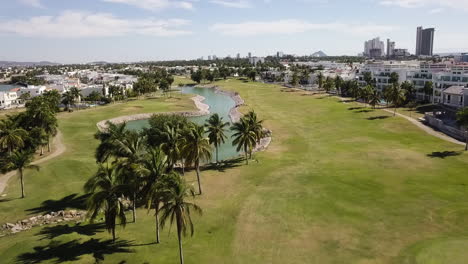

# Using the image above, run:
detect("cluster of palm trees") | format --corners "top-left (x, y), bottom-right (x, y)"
top-left (0, 91), bottom-right (60, 198)
top-left (61, 87), bottom-right (82, 111)
top-left (85, 111), bottom-right (265, 264)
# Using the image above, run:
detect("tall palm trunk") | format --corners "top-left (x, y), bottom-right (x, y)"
top-left (465, 131), bottom-right (468, 151)
top-left (112, 227), bottom-right (116, 242)
top-left (196, 160), bottom-right (202, 195)
top-left (19, 168), bottom-right (25, 198)
top-left (176, 211), bottom-right (184, 264)
top-left (47, 137), bottom-right (51, 152)
top-left (244, 146), bottom-right (249, 165)
top-left (155, 202), bottom-right (160, 243)
top-left (215, 145), bottom-right (219, 164)
top-left (132, 192), bottom-right (137, 223)
top-left (40, 146), bottom-right (44, 156)
top-left (394, 106), bottom-right (397, 116)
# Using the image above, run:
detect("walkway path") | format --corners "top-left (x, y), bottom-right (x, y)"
top-left (382, 108), bottom-right (465, 146)
top-left (338, 96), bottom-right (465, 146)
top-left (0, 131), bottom-right (66, 195)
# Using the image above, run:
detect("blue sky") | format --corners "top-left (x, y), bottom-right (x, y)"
top-left (0, 0), bottom-right (467, 63)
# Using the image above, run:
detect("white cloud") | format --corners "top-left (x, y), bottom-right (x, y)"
top-left (379, 0), bottom-right (468, 11)
top-left (0, 11), bottom-right (192, 38)
top-left (211, 19), bottom-right (396, 37)
top-left (18, 0), bottom-right (43, 8)
top-left (101, 0), bottom-right (195, 11)
top-left (210, 0), bottom-right (252, 8)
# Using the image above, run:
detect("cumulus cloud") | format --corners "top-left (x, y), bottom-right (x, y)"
top-left (0, 11), bottom-right (192, 38)
top-left (101, 0), bottom-right (195, 11)
top-left (18, 0), bottom-right (43, 8)
top-left (211, 19), bottom-right (396, 37)
top-left (380, 0), bottom-right (468, 10)
top-left (210, 0), bottom-right (252, 8)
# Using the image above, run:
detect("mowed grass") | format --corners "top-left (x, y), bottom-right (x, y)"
top-left (1, 79), bottom-right (468, 263)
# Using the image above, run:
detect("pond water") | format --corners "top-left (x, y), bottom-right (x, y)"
top-left (126, 87), bottom-right (240, 162)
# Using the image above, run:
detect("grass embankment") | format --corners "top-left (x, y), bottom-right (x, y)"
top-left (1, 79), bottom-right (468, 264)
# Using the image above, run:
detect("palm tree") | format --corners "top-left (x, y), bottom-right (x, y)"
top-left (139, 147), bottom-right (168, 243)
top-left (61, 91), bottom-right (75, 111)
top-left (160, 124), bottom-right (185, 171)
top-left (423, 81), bottom-right (434, 102)
top-left (369, 89), bottom-right (381, 109)
top-left (457, 107), bottom-right (468, 151)
top-left (0, 119), bottom-right (28, 155)
top-left (389, 83), bottom-right (406, 116)
top-left (84, 164), bottom-right (127, 242)
top-left (159, 174), bottom-right (202, 264)
top-left (231, 118), bottom-right (257, 165)
top-left (95, 122), bottom-right (128, 163)
top-left (182, 124), bottom-right (212, 195)
top-left (70, 87), bottom-right (82, 108)
top-left (205, 114), bottom-right (229, 164)
top-left (114, 131), bottom-right (147, 223)
top-left (316, 72), bottom-right (324, 89)
top-left (4, 151), bottom-right (39, 198)
top-left (244, 111), bottom-right (264, 148)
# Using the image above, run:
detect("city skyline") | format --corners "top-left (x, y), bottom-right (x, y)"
top-left (1, 0), bottom-right (468, 63)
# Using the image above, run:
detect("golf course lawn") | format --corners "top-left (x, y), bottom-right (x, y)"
top-left (1, 79), bottom-right (468, 264)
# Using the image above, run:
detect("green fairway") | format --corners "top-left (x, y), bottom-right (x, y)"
top-left (1, 79), bottom-right (468, 264)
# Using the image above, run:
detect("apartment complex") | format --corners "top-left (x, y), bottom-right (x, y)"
top-left (364, 37), bottom-right (385, 58)
top-left (416, 27), bottom-right (435, 56)
top-left (357, 61), bottom-right (468, 105)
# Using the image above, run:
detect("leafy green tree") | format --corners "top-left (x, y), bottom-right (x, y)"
top-left (182, 124), bottom-right (212, 195)
top-left (159, 174), bottom-right (202, 264)
top-left (84, 164), bottom-right (127, 242)
top-left (18, 93), bottom-right (31, 103)
top-left (248, 69), bottom-right (257, 81)
top-left (205, 114), bottom-right (229, 164)
top-left (4, 151), bottom-right (39, 198)
top-left (160, 124), bottom-right (185, 171)
top-left (86, 91), bottom-right (102, 102)
top-left (191, 70), bottom-right (202, 84)
top-left (456, 107), bottom-right (468, 151)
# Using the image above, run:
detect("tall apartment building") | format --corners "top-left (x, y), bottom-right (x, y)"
top-left (387, 39), bottom-right (395, 58)
top-left (364, 37), bottom-right (385, 58)
top-left (416, 26), bottom-right (435, 56)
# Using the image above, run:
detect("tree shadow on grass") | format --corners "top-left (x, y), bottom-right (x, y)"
top-left (201, 157), bottom-right (244, 173)
top-left (355, 109), bottom-right (374, 113)
top-left (348, 107), bottom-right (364, 110)
top-left (427, 151), bottom-right (463, 159)
top-left (26, 193), bottom-right (90, 215)
top-left (342, 99), bottom-right (355, 103)
top-left (367, 116), bottom-right (390, 120)
top-left (36, 223), bottom-right (105, 240)
top-left (16, 238), bottom-right (134, 264)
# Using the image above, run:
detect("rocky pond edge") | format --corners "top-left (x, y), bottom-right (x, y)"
top-left (96, 86), bottom-right (271, 154)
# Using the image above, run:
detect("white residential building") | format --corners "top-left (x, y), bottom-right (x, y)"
top-left (441, 86), bottom-right (468, 109)
top-left (17, 85), bottom-right (47, 98)
top-left (0, 91), bottom-right (19, 108)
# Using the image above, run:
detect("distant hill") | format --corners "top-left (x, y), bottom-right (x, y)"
top-left (311, 51), bottom-right (327, 57)
top-left (0, 61), bottom-right (60, 67)
top-left (87, 61), bottom-right (109, 65)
